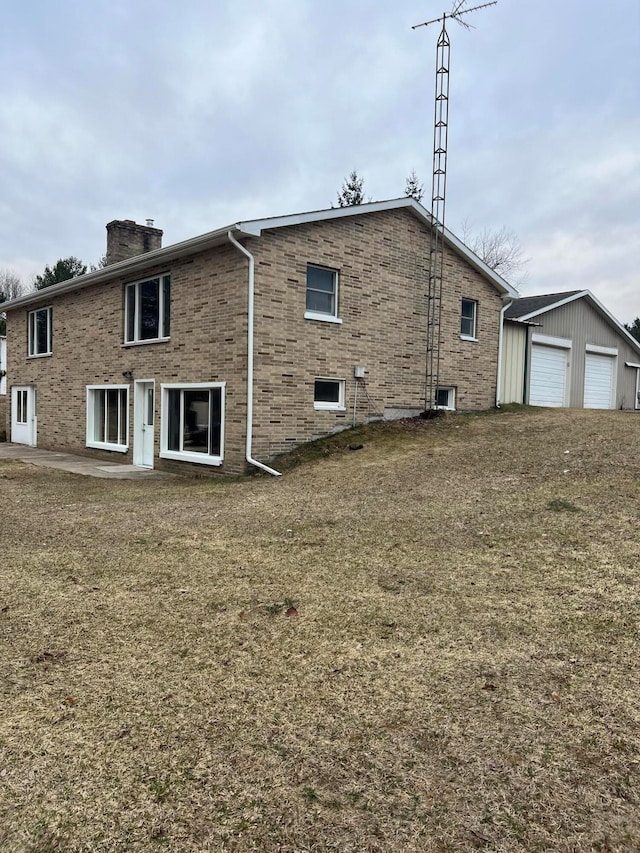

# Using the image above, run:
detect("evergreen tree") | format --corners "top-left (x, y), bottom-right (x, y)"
top-left (404, 169), bottom-right (424, 203)
top-left (336, 170), bottom-right (365, 207)
top-left (34, 256), bottom-right (87, 290)
top-left (625, 318), bottom-right (640, 342)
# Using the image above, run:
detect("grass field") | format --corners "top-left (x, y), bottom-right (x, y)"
top-left (1, 408), bottom-right (639, 852)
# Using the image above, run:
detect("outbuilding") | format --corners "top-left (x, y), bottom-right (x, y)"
top-left (500, 291), bottom-right (640, 411)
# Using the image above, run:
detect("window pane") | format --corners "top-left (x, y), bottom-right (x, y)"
top-left (106, 389), bottom-right (120, 443)
top-left (162, 276), bottom-right (171, 337)
top-left (461, 300), bottom-right (476, 336)
top-left (306, 266), bottom-right (336, 315)
top-left (209, 389), bottom-right (222, 456)
top-left (147, 388), bottom-right (154, 426)
top-left (126, 285), bottom-right (136, 342)
top-left (93, 391), bottom-right (106, 442)
top-left (167, 390), bottom-right (181, 451)
top-left (36, 310), bottom-right (48, 353)
top-left (118, 389), bottom-right (127, 445)
top-left (436, 389), bottom-right (450, 407)
top-left (139, 279), bottom-right (160, 340)
top-left (307, 266), bottom-right (335, 293)
top-left (314, 380), bottom-right (340, 404)
top-left (183, 389), bottom-right (209, 454)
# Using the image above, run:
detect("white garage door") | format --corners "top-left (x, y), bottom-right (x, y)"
top-left (530, 344), bottom-right (568, 407)
top-left (584, 352), bottom-right (616, 409)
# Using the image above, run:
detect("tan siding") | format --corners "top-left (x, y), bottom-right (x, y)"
top-left (501, 322), bottom-right (526, 404)
top-left (5, 208), bottom-right (507, 473)
top-left (532, 299), bottom-right (640, 409)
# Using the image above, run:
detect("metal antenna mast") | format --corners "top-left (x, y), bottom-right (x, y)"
top-left (413, 1), bottom-right (497, 411)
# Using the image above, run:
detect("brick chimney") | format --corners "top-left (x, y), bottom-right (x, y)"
top-left (105, 219), bottom-right (163, 265)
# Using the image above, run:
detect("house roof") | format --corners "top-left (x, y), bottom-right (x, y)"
top-left (2, 198), bottom-right (518, 311)
top-left (504, 291), bottom-right (583, 319)
top-left (506, 290), bottom-right (640, 356)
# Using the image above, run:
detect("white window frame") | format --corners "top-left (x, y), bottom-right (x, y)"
top-left (124, 274), bottom-right (171, 345)
top-left (28, 306), bottom-right (53, 357)
top-left (313, 377), bottom-right (346, 411)
top-left (86, 385), bottom-right (129, 453)
top-left (460, 298), bottom-right (478, 341)
top-left (435, 387), bottom-right (456, 411)
top-left (304, 264), bottom-right (342, 324)
top-left (160, 382), bottom-right (225, 466)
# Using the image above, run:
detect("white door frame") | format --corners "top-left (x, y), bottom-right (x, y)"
top-left (133, 380), bottom-right (155, 468)
top-left (11, 385), bottom-right (37, 446)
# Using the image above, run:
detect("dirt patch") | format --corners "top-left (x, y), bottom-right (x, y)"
top-left (1, 408), bottom-right (639, 851)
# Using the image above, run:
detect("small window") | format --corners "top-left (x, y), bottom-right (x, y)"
top-left (305, 265), bottom-right (340, 322)
top-left (435, 387), bottom-right (456, 410)
top-left (124, 275), bottom-right (170, 343)
top-left (160, 383), bottom-right (224, 465)
top-left (28, 307), bottom-right (52, 356)
top-left (314, 378), bottom-right (345, 411)
top-left (86, 386), bottom-right (129, 452)
top-left (460, 299), bottom-right (477, 339)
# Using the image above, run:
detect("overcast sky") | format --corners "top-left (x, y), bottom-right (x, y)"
top-left (1, 0), bottom-right (638, 321)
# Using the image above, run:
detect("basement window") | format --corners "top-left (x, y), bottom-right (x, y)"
top-left (86, 386), bottom-right (129, 452)
top-left (314, 378), bottom-right (346, 411)
top-left (124, 274), bottom-right (171, 344)
top-left (435, 387), bottom-right (456, 411)
top-left (160, 383), bottom-right (224, 466)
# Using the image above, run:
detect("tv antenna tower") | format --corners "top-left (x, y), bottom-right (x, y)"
top-left (413, 1), bottom-right (497, 411)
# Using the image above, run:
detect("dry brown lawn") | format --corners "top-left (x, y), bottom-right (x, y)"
top-left (1, 408), bottom-right (639, 852)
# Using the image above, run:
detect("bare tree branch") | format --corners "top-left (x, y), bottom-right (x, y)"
top-left (460, 219), bottom-right (530, 286)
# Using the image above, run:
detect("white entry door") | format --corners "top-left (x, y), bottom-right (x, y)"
top-left (11, 385), bottom-right (37, 446)
top-left (133, 381), bottom-right (155, 468)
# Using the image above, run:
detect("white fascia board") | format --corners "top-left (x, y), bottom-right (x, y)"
top-left (625, 362), bottom-right (640, 369)
top-left (240, 197), bottom-right (519, 298)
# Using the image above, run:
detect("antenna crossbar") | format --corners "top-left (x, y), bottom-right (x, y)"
top-left (412, 1), bottom-right (497, 30)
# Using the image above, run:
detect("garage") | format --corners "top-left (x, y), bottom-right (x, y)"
top-left (529, 335), bottom-right (570, 407)
top-left (584, 347), bottom-right (617, 409)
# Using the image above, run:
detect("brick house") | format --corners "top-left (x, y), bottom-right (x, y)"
top-left (3, 199), bottom-right (516, 475)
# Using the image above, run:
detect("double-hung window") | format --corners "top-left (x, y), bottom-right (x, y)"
top-left (28, 307), bottom-right (52, 356)
top-left (86, 386), bottom-right (129, 452)
top-left (305, 265), bottom-right (341, 323)
top-left (161, 383), bottom-right (224, 465)
top-left (460, 299), bottom-right (478, 340)
top-left (125, 274), bottom-right (170, 343)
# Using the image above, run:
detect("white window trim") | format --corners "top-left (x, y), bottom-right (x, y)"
top-left (435, 387), bottom-right (456, 411)
top-left (460, 299), bottom-right (477, 341)
top-left (160, 382), bottom-right (225, 466)
top-left (532, 333), bottom-right (572, 349)
top-left (305, 265), bottom-right (340, 322)
top-left (124, 273), bottom-right (171, 345)
top-left (304, 311), bottom-right (343, 325)
top-left (86, 384), bottom-right (129, 453)
top-left (629, 363), bottom-right (640, 410)
top-left (586, 343), bottom-right (618, 356)
top-left (313, 377), bottom-right (346, 411)
top-left (27, 306), bottom-right (53, 357)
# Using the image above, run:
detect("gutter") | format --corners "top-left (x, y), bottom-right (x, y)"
top-left (227, 231), bottom-right (282, 477)
top-left (495, 300), bottom-right (511, 407)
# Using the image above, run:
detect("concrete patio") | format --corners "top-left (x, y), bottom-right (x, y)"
top-left (0, 443), bottom-right (174, 479)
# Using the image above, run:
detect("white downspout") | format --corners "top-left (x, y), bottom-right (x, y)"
top-left (228, 231), bottom-right (282, 477)
top-left (495, 300), bottom-right (511, 408)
